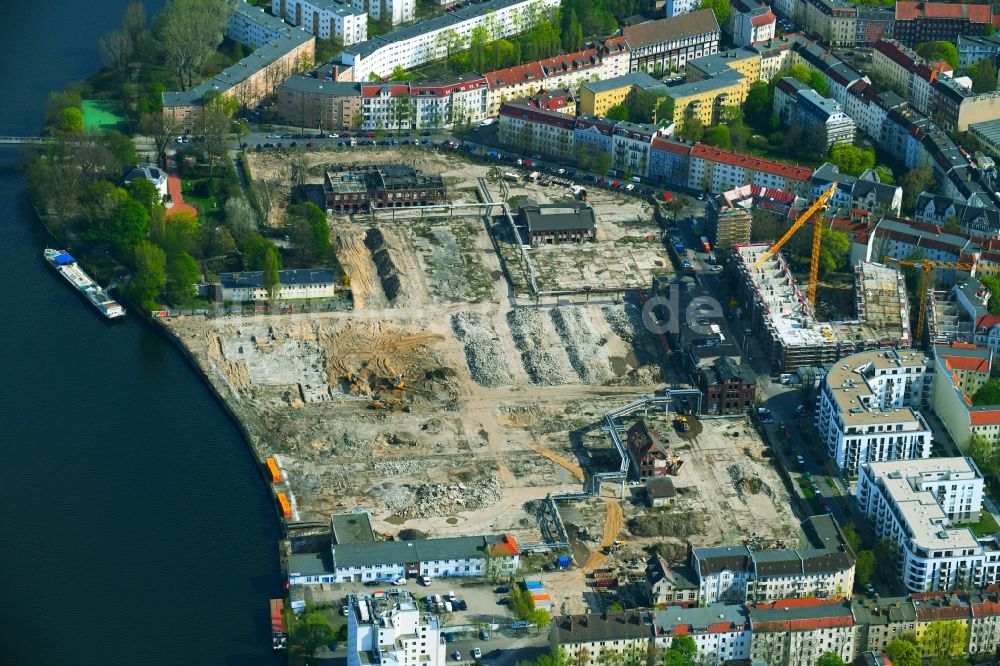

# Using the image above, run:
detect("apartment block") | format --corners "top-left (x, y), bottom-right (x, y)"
top-left (932, 76), bottom-right (1000, 133)
top-left (812, 164), bottom-right (902, 216)
top-left (549, 612), bottom-right (652, 666)
top-left (346, 592), bottom-right (445, 666)
top-left (578, 71), bottom-right (667, 117)
top-left (748, 598), bottom-right (858, 666)
top-left (498, 96), bottom-right (578, 163)
top-left (851, 596), bottom-right (918, 653)
top-left (272, 0), bottom-right (367, 44)
top-left (957, 34), bottom-right (1000, 69)
top-left (350, 0), bottom-right (415, 25)
top-left (687, 144), bottom-right (813, 197)
top-left (815, 349), bottom-right (932, 474)
top-left (713, 186), bottom-right (754, 250)
top-left (893, 2), bottom-right (992, 48)
top-left (857, 457), bottom-right (1000, 592)
top-left (732, 0), bottom-right (777, 47)
top-left (484, 38), bottom-right (630, 116)
top-left (664, 0), bottom-right (699, 18)
top-left (661, 69), bottom-right (748, 126)
top-left (163, 8), bottom-right (315, 131)
top-left (622, 9), bottom-right (721, 74)
top-left (342, 0), bottom-right (560, 82)
top-left (933, 348), bottom-right (1000, 447)
top-left (652, 606), bottom-right (752, 663)
top-left (276, 77), bottom-right (361, 130)
top-left (915, 193), bottom-right (1000, 238)
top-left (798, 0), bottom-right (859, 47)
top-left (774, 76), bottom-right (856, 148)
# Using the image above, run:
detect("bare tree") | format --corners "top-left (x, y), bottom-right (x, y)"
top-left (99, 29), bottom-right (133, 70)
top-left (123, 1), bottom-right (147, 45)
top-left (157, 0), bottom-right (235, 88)
top-left (225, 197), bottom-right (258, 245)
top-left (250, 178), bottom-right (279, 227)
top-left (288, 150), bottom-right (310, 188)
top-left (140, 112), bottom-right (180, 161)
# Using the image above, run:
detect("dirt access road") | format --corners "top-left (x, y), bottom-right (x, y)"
top-left (582, 497), bottom-right (624, 573)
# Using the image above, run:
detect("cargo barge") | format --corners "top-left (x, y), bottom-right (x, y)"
top-left (44, 249), bottom-right (125, 320)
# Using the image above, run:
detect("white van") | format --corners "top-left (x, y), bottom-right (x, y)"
top-left (444, 601), bottom-right (454, 613)
top-left (779, 373), bottom-right (793, 385)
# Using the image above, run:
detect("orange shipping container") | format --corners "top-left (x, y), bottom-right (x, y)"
top-left (265, 457), bottom-right (282, 483)
top-left (531, 594), bottom-right (550, 602)
top-left (277, 492), bottom-right (292, 519)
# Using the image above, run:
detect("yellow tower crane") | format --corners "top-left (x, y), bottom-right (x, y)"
top-left (752, 183), bottom-right (838, 306)
top-left (881, 256), bottom-right (1000, 340)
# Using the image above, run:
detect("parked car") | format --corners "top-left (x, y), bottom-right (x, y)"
top-left (494, 586), bottom-right (509, 594)
top-left (364, 580), bottom-right (380, 587)
top-left (392, 576), bottom-right (407, 585)
top-left (456, 599), bottom-right (468, 611)
top-left (452, 651), bottom-right (462, 661)
top-left (472, 648), bottom-right (482, 658)
top-left (341, 605), bottom-right (349, 615)
top-left (328, 133), bottom-right (339, 138)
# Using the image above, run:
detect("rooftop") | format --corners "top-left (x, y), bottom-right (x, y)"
top-left (691, 145), bottom-right (813, 181)
top-left (332, 534), bottom-right (519, 569)
top-left (863, 457), bottom-right (984, 551)
top-left (651, 606), bottom-right (749, 638)
top-left (821, 348), bottom-right (930, 427)
top-left (220, 268), bottom-right (337, 288)
top-left (552, 611), bottom-right (652, 644)
top-left (519, 202), bottom-right (597, 233)
top-left (663, 68), bottom-right (745, 99)
top-left (330, 511), bottom-right (376, 545)
top-left (854, 262), bottom-right (911, 346)
top-left (581, 71), bottom-right (668, 95)
top-left (895, 2), bottom-right (992, 22)
top-left (749, 598), bottom-right (855, 632)
top-left (621, 9), bottom-right (720, 50)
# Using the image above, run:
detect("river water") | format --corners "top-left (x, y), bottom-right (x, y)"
top-left (0, 2), bottom-right (284, 664)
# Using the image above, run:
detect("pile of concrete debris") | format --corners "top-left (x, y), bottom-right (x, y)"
top-left (506, 308), bottom-right (564, 385)
top-left (451, 311), bottom-right (513, 387)
top-left (376, 474), bottom-right (505, 518)
top-left (551, 306), bottom-right (612, 384)
top-left (602, 302), bottom-right (649, 347)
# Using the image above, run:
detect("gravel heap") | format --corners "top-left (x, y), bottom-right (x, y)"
top-left (602, 302), bottom-right (649, 346)
top-left (550, 306), bottom-right (613, 384)
top-left (376, 475), bottom-right (505, 518)
top-left (506, 308), bottom-right (565, 385)
top-left (451, 312), bottom-right (513, 387)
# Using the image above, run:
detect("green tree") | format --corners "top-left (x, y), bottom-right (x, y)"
top-left (654, 97), bottom-right (675, 124)
top-left (971, 379), bottom-right (1000, 406)
top-left (289, 611), bottom-right (336, 659)
top-left (810, 70), bottom-right (829, 96)
top-left (819, 229), bottom-right (850, 276)
top-left (816, 653), bottom-right (845, 666)
top-left (528, 607), bottom-right (551, 633)
top-left (967, 58), bottom-right (998, 93)
top-left (155, 0), bottom-right (235, 89)
top-left (704, 125), bottom-right (732, 149)
top-left (59, 106), bottom-right (84, 133)
top-left (679, 114), bottom-right (704, 142)
top-left (699, 0), bottom-right (730, 26)
top-left (916, 41), bottom-right (959, 69)
top-left (919, 620), bottom-right (968, 660)
top-left (129, 240), bottom-right (167, 308)
top-left (743, 81), bottom-right (773, 132)
top-left (789, 64), bottom-right (814, 86)
top-left (874, 165), bottom-right (895, 184)
top-left (855, 550), bottom-right (876, 588)
top-left (509, 586), bottom-right (535, 620)
top-left (669, 636), bottom-right (696, 664)
top-left (829, 144), bottom-right (875, 176)
top-left (263, 245), bottom-right (281, 300)
top-left (165, 251), bottom-right (200, 304)
top-left (389, 64), bottom-right (408, 81)
top-left (886, 638), bottom-right (922, 666)
top-left (112, 198), bottom-right (151, 250)
top-left (899, 165), bottom-right (936, 213)
top-left (127, 178), bottom-right (161, 213)
top-left (606, 105), bottom-right (629, 122)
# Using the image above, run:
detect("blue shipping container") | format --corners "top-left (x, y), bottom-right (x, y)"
top-left (557, 555), bottom-right (570, 569)
top-left (524, 581), bottom-right (543, 590)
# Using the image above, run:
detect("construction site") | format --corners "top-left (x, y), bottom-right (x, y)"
top-left (735, 244), bottom-right (912, 372)
top-left (164, 145), bottom-right (684, 578)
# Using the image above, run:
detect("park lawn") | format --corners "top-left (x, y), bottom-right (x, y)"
top-left (181, 179), bottom-right (225, 221)
top-left (969, 511), bottom-right (1000, 537)
top-left (82, 99), bottom-right (125, 132)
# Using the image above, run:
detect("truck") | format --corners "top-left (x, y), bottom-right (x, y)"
top-left (700, 236), bottom-right (711, 252)
top-left (673, 241), bottom-right (686, 255)
top-left (270, 599), bottom-right (288, 650)
top-left (502, 172), bottom-right (520, 182)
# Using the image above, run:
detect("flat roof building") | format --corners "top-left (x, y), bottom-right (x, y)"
top-left (815, 348), bottom-right (933, 474)
top-left (518, 202), bottom-right (597, 246)
top-left (857, 457), bottom-right (999, 592)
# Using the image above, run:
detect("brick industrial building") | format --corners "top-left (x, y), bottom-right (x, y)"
top-left (322, 164), bottom-right (446, 212)
top-left (698, 357), bottom-right (757, 416)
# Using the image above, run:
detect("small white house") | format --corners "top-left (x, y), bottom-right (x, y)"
top-left (220, 268), bottom-right (337, 302)
top-left (122, 163), bottom-right (169, 203)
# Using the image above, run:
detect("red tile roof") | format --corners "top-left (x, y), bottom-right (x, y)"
top-left (652, 137), bottom-right (693, 155)
top-left (690, 144), bottom-right (813, 181)
top-left (750, 11), bottom-right (776, 27)
top-left (489, 534), bottom-right (520, 556)
top-left (896, 2), bottom-right (992, 22)
top-left (485, 62), bottom-right (544, 89)
top-left (970, 408), bottom-right (1000, 426)
top-left (943, 355), bottom-right (990, 373)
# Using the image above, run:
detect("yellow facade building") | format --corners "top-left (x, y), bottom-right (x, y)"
top-left (578, 71), bottom-right (668, 117)
top-left (661, 49), bottom-right (759, 126)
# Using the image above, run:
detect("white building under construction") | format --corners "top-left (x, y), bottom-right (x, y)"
top-left (734, 244), bottom-right (911, 371)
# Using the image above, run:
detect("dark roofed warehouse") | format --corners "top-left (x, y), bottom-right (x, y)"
top-left (518, 202), bottom-right (597, 246)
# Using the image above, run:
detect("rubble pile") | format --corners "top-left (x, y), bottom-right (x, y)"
top-left (551, 306), bottom-right (613, 384)
top-left (506, 309), bottom-right (565, 385)
top-left (376, 475), bottom-right (505, 518)
top-left (365, 228), bottom-right (402, 302)
top-left (728, 463), bottom-right (775, 505)
top-left (602, 302), bottom-right (650, 347)
top-left (451, 312), bottom-right (513, 387)
top-left (371, 460), bottom-right (422, 475)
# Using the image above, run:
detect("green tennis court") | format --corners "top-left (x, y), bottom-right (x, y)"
top-left (82, 99), bottom-right (125, 131)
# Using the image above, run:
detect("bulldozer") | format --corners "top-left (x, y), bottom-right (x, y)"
top-left (673, 415), bottom-right (690, 432)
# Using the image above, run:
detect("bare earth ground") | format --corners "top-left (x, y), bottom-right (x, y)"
top-left (165, 147), bottom-right (801, 612)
